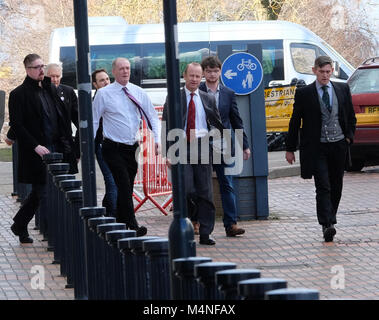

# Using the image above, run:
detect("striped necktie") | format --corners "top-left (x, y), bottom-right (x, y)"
top-left (322, 85), bottom-right (332, 113)
top-left (122, 87), bottom-right (152, 130)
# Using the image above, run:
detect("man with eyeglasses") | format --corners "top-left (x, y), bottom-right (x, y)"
top-left (8, 53), bottom-right (78, 244)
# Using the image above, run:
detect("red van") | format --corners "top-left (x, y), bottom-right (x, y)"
top-left (347, 57), bottom-right (379, 171)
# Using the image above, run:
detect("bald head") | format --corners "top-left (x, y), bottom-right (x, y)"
top-left (112, 57), bottom-right (131, 86)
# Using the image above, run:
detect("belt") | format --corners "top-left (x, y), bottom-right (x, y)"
top-left (103, 138), bottom-right (138, 149)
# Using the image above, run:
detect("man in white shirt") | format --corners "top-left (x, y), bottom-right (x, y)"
top-left (93, 57), bottom-right (160, 236)
top-left (162, 62), bottom-right (224, 245)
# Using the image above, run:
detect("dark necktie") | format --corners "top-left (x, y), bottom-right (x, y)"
top-left (186, 93), bottom-right (196, 140)
top-left (322, 85), bottom-right (332, 113)
top-left (122, 87), bottom-right (152, 130)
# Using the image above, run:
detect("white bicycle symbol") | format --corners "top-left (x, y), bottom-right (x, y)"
top-left (237, 59), bottom-right (257, 71)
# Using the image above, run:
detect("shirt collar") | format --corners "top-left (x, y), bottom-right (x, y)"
top-left (315, 80), bottom-right (331, 90)
top-left (205, 83), bottom-right (219, 94)
top-left (114, 80), bottom-right (131, 91)
top-left (184, 86), bottom-right (199, 97)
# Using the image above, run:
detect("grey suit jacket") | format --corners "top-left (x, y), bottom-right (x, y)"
top-left (162, 88), bottom-right (224, 154)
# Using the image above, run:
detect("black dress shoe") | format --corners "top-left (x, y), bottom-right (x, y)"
top-left (19, 235), bottom-right (33, 244)
top-left (135, 226), bottom-right (147, 237)
top-left (323, 225), bottom-right (336, 242)
top-left (199, 237), bottom-right (216, 245)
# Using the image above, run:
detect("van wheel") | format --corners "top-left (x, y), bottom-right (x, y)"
top-left (347, 159), bottom-right (364, 172)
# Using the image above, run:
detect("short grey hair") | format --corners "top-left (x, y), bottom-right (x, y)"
top-left (112, 57), bottom-right (130, 69)
top-left (46, 62), bottom-right (63, 74)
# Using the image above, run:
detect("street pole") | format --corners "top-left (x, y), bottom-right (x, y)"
top-left (73, 0), bottom-right (97, 208)
top-left (73, 0), bottom-right (97, 300)
top-left (163, 0), bottom-right (196, 299)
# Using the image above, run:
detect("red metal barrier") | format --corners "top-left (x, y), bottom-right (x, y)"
top-left (133, 106), bottom-right (172, 215)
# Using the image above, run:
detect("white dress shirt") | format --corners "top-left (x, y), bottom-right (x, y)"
top-left (184, 87), bottom-right (208, 138)
top-left (93, 81), bottom-right (161, 144)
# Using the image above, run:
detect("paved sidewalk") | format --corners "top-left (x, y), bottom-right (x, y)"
top-left (0, 152), bottom-right (378, 300)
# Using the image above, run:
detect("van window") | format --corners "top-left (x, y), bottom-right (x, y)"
top-left (141, 42), bottom-right (209, 86)
top-left (290, 43), bottom-right (328, 74)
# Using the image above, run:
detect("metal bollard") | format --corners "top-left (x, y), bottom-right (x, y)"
top-left (216, 269), bottom-right (261, 300)
top-left (143, 238), bottom-right (170, 300)
top-left (51, 174), bottom-right (76, 265)
top-left (79, 207), bottom-right (107, 300)
top-left (87, 216), bottom-right (115, 300)
top-left (238, 278), bottom-right (287, 300)
top-left (125, 236), bottom-right (160, 300)
top-left (118, 236), bottom-right (137, 300)
top-left (265, 288), bottom-right (319, 300)
top-left (66, 189), bottom-right (86, 300)
top-left (46, 162), bottom-right (69, 250)
top-left (195, 262), bottom-right (237, 300)
top-left (58, 179), bottom-right (81, 278)
top-left (105, 230), bottom-right (136, 300)
top-left (96, 223), bottom-right (126, 300)
top-left (172, 257), bottom-right (212, 300)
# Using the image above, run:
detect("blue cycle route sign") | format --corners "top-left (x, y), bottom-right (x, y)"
top-left (221, 52), bottom-right (263, 95)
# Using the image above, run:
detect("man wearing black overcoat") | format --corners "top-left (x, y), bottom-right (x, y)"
top-left (8, 54), bottom-right (78, 243)
top-left (285, 56), bottom-right (356, 242)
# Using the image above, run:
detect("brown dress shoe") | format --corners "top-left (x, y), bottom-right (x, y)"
top-left (192, 221), bottom-right (200, 235)
top-left (226, 224), bottom-right (245, 237)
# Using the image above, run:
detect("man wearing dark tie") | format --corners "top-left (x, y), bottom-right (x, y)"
top-left (285, 56), bottom-right (356, 242)
top-left (162, 62), bottom-right (224, 245)
top-left (93, 57), bottom-right (161, 236)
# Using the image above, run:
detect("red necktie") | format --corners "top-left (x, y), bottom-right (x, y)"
top-left (186, 92), bottom-right (196, 140)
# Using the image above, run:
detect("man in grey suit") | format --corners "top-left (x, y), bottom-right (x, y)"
top-left (162, 62), bottom-right (224, 245)
top-left (285, 56), bottom-right (356, 242)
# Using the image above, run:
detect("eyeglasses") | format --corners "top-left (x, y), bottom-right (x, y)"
top-left (27, 64), bottom-right (46, 70)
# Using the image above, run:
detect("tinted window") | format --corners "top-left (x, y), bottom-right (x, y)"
top-left (348, 68), bottom-right (379, 94)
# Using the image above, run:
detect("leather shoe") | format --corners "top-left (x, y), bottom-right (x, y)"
top-left (323, 225), bottom-right (336, 242)
top-left (199, 237), bottom-right (216, 245)
top-left (135, 226), bottom-right (147, 237)
top-left (226, 224), bottom-right (245, 237)
top-left (191, 221), bottom-right (200, 235)
top-left (19, 235), bottom-right (33, 244)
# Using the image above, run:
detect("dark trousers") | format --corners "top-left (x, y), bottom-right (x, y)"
top-left (313, 139), bottom-right (348, 227)
top-left (101, 139), bottom-right (139, 229)
top-left (13, 183), bottom-right (45, 234)
top-left (184, 163), bottom-right (215, 237)
top-left (95, 142), bottom-right (117, 217)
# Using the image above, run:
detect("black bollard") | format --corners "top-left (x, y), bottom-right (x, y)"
top-left (87, 216), bottom-right (115, 300)
top-left (46, 162), bottom-right (70, 251)
top-left (195, 262), bottom-right (237, 300)
top-left (52, 175), bottom-right (76, 265)
top-left (118, 236), bottom-right (137, 300)
top-left (172, 257), bottom-right (212, 300)
top-left (126, 236), bottom-right (160, 300)
top-left (143, 238), bottom-right (170, 300)
top-left (96, 223), bottom-right (126, 300)
top-left (265, 288), bottom-right (319, 300)
top-left (66, 189), bottom-right (86, 300)
top-left (58, 179), bottom-right (81, 278)
top-left (238, 278), bottom-right (287, 300)
top-left (105, 230), bottom-right (136, 300)
top-left (216, 269), bottom-right (261, 300)
top-left (79, 207), bottom-right (107, 301)
top-left (41, 153), bottom-right (63, 236)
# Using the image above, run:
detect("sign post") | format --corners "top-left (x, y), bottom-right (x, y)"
top-left (219, 45), bottom-right (269, 220)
